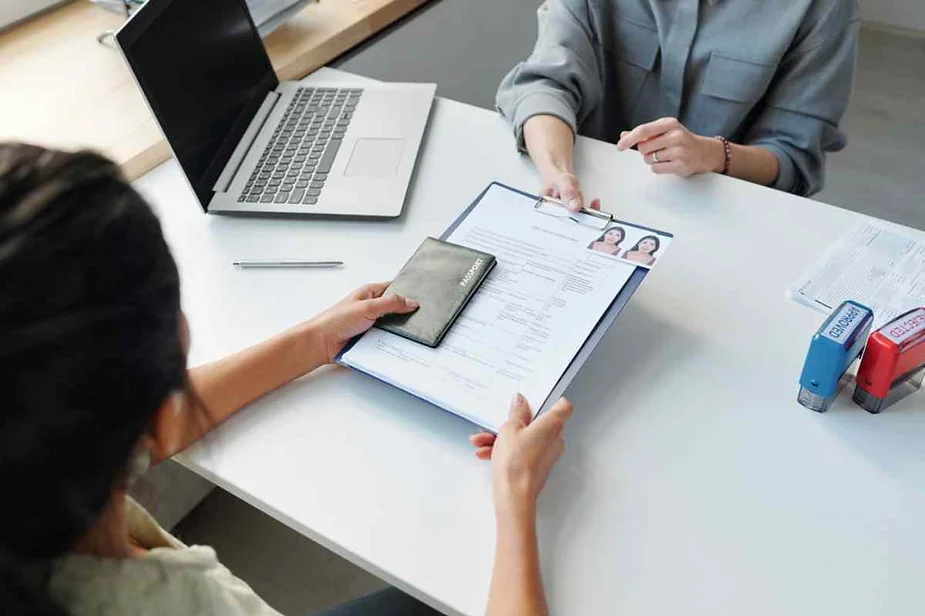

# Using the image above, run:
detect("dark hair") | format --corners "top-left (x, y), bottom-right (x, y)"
top-left (595, 225), bottom-right (625, 246)
top-left (0, 144), bottom-right (187, 614)
top-left (629, 235), bottom-right (661, 255)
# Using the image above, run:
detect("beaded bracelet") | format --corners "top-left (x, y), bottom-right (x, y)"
top-left (715, 136), bottom-right (731, 175)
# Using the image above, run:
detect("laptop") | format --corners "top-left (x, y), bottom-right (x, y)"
top-left (116, 0), bottom-right (436, 217)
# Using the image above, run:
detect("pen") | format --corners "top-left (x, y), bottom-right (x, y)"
top-left (233, 260), bottom-right (344, 269)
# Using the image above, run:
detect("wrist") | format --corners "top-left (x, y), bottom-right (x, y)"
top-left (535, 156), bottom-right (572, 182)
top-left (294, 319), bottom-right (333, 369)
top-left (699, 136), bottom-right (726, 174)
top-left (713, 136), bottom-right (731, 175)
top-left (494, 480), bottom-right (537, 521)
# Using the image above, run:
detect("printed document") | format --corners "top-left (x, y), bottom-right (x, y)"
top-left (341, 184), bottom-right (673, 431)
top-left (790, 222), bottom-right (925, 328)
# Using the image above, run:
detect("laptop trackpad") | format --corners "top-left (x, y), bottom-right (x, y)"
top-left (344, 138), bottom-right (406, 179)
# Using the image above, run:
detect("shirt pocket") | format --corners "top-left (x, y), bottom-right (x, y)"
top-left (701, 52), bottom-right (775, 104)
top-left (608, 15), bottom-right (660, 71)
top-left (604, 16), bottom-right (660, 113)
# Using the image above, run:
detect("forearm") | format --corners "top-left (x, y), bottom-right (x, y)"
top-left (524, 115), bottom-right (576, 179)
top-left (191, 321), bottom-right (328, 420)
top-left (155, 322), bottom-right (328, 460)
top-left (725, 142), bottom-right (779, 187)
top-left (487, 501), bottom-right (548, 616)
top-left (697, 135), bottom-right (779, 187)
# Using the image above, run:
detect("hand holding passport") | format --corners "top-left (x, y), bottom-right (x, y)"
top-left (376, 238), bottom-right (496, 347)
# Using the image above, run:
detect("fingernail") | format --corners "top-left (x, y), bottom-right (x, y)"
top-left (405, 298), bottom-right (420, 309)
top-left (567, 199), bottom-right (579, 211)
top-left (512, 392), bottom-right (525, 406)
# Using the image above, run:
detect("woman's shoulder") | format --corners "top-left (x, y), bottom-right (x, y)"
top-left (800, 0), bottom-right (860, 40)
top-left (812, 0), bottom-right (860, 20)
top-left (49, 547), bottom-right (282, 616)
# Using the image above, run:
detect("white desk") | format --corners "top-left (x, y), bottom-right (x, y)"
top-left (135, 68), bottom-right (925, 616)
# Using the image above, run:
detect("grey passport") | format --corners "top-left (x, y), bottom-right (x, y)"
top-left (376, 237), bottom-right (496, 347)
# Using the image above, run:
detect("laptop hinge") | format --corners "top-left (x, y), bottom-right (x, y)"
top-left (213, 90), bottom-right (281, 193)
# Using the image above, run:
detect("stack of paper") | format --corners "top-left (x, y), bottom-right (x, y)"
top-left (790, 222), bottom-right (925, 328)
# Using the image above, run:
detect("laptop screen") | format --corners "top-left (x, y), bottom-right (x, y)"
top-left (117, 0), bottom-right (279, 209)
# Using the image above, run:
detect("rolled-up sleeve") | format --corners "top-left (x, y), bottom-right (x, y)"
top-left (745, 6), bottom-right (860, 197)
top-left (496, 0), bottom-right (602, 152)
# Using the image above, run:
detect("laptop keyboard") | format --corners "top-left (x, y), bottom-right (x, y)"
top-left (239, 87), bottom-right (362, 205)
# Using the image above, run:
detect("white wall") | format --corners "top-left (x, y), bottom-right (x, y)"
top-left (0, 0), bottom-right (65, 30)
top-left (862, 0), bottom-right (925, 32)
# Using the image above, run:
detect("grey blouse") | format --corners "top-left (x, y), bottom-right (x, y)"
top-left (496, 0), bottom-right (861, 196)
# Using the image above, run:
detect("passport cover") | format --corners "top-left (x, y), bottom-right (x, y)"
top-left (376, 237), bottom-right (496, 347)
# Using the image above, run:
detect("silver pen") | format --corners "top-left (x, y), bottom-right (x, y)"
top-left (233, 260), bottom-right (344, 269)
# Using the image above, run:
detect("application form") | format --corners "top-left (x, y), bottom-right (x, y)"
top-left (341, 184), bottom-right (672, 431)
top-left (791, 222), bottom-right (925, 329)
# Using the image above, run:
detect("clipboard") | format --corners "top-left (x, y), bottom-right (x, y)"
top-left (531, 195), bottom-right (614, 230)
top-left (338, 181), bottom-right (671, 430)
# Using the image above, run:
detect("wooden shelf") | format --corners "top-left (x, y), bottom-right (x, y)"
top-left (0, 0), bottom-right (429, 179)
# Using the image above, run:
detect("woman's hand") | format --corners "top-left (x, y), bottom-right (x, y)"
top-left (474, 394), bottom-right (571, 616)
top-left (540, 170), bottom-right (601, 213)
top-left (470, 394), bottom-right (573, 516)
top-left (309, 282), bottom-right (419, 364)
top-left (617, 117), bottom-right (725, 177)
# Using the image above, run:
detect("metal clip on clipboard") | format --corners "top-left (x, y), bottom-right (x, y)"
top-left (532, 196), bottom-right (613, 230)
